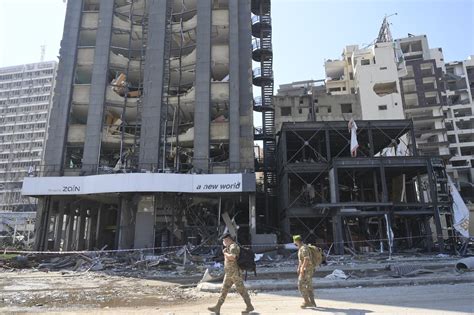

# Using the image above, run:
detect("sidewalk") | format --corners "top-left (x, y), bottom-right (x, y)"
top-left (197, 271), bottom-right (474, 292)
top-left (198, 255), bottom-right (473, 292)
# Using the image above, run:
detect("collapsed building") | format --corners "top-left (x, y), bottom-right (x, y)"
top-left (23, 0), bottom-right (262, 251)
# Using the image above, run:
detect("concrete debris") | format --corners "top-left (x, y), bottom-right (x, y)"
top-left (254, 253), bottom-right (264, 262)
top-left (389, 264), bottom-right (434, 277)
top-left (200, 267), bottom-right (224, 283)
top-left (324, 269), bottom-right (348, 280)
top-left (455, 257), bottom-right (474, 272)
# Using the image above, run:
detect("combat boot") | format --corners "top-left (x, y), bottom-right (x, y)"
top-left (300, 296), bottom-right (312, 309)
top-left (208, 301), bottom-right (223, 314)
top-left (242, 295), bottom-right (254, 313)
top-left (242, 304), bottom-right (254, 313)
top-left (308, 292), bottom-right (317, 307)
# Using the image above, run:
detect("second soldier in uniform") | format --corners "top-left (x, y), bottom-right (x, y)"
top-left (208, 233), bottom-right (254, 314)
top-left (294, 234), bottom-right (317, 308)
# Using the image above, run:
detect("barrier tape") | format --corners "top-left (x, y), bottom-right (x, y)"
top-left (1, 234), bottom-right (462, 255)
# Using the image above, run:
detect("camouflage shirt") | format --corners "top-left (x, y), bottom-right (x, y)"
top-left (224, 243), bottom-right (240, 275)
top-left (298, 245), bottom-right (314, 270)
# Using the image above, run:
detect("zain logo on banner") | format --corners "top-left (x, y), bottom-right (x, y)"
top-left (62, 185), bottom-right (81, 192)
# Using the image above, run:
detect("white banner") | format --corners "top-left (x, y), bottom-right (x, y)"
top-left (22, 173), bottom-right (255, 196)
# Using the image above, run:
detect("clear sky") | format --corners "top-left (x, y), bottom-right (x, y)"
top-left (1, 0), bottom-right (473, 87)
top-left (272, 0), bottom-right (474, 87)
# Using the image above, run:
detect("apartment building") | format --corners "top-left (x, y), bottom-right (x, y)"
top-left (0, 61), bottom-right (57, 212)
top-left (443, 57), bottom-right (474, 200)
top-left (395, 35), bottom-right (450, 158)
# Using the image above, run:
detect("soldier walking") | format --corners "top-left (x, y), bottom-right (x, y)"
top-left (293, 235), bottom-right (317, 308)
top-left (208, 233), bottom-right (254, 314)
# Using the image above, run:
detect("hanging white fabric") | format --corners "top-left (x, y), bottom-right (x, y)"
top-left (348, 118), bottom-right (359, 157)
top-left (448, 177), bottom-right (470, 238)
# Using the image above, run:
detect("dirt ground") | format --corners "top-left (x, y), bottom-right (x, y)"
top-left (1, 270), bottom-right (473, 314)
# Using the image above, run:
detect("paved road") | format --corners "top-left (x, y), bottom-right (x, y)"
top-left (14, 283), bottom-right (471, 314)
top-left (159, 283), bottom-right (474, 315)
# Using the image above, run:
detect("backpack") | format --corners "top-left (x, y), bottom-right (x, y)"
top-left (237, 246), bottom-right (257, 280)
top-left (307, 245), bottom-right (325, 268)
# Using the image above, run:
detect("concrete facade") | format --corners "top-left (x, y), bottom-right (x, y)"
top-left (396, 35), bottom-right (450, 158)
top-left (0, 61), bottom-right (57, 212)
top-left (444, 56), bottom-right (474, 201)
top-left (325, 43), bottom-right (406, 120)
top-left (273, 80), bottom-right (363, 132)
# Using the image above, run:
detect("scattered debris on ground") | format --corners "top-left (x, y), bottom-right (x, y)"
top-left (1, 249), bottom-right (471, 312)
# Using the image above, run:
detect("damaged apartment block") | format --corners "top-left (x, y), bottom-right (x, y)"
top-left (271, 19), bottom-right (459, 254)
top-left (277, 120), bottom-right (456, 255)
top-left (24, 0), bottom-right (258, 251)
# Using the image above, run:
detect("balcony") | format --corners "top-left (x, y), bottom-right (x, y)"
top-left (253, 67), bottom-right (273, 87)
top-left (252, 38), bottom-right (272, 61)
top-left (251, 0), bottom-right (271, 15)
top-left (251, 15), bottom-right (271, 37)
top-left (253, 96), bottom-right (273, 112)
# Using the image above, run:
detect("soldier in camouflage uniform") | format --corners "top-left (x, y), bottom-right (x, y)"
top-left (293, 235), bottom-right (317, 308)
top-left (208, 233), bottom-right (254, 314)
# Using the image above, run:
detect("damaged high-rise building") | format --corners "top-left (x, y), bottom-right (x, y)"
top-left (24, 0), bottom-right (260, 251)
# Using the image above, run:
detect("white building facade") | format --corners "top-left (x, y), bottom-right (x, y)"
top-left (0, 61), bottom-right (57, 211)
top-left (325, 42), bottom-right (406, 120)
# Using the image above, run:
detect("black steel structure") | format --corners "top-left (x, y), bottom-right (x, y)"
top-left (277, 120), bottom-right (455, 254)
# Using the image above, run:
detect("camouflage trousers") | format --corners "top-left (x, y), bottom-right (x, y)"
top-left (298, 268), bottom-right (315, 301)
top-left (217, 272), bottom-right (252, 305)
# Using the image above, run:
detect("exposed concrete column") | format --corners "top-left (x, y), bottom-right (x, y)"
top-left (249, 194), bottom-right (256, 240)
top-left (139, 0), bottom-right (168, 169)
top-left (228, 0), bottom-right (241, 171)
top-left (43, 0), bottom-right (83, 174)
top-left (118, 195), bottom-right (136, 249)
top-left (76, 206), bottom-right (87, 250)
top-left (53, 201), bottom-right (66, 251)
top-left (423, 216), bottom-right (434, 252)
top-left (193, 0), bottom-right (212, 173)
top-left (64, 208), bottom-right (75, 251)
top-left (134, 195), bottom-right (155, 249)
top-left (95, 204), bottom-right (104, 248)
top-left (87, 206), bottom-right (98, 250)
top-left (43, 200), bottom-right (59, 250)
top-left (238, 0), bottom-right (254, 170)
top-left (82, 0), bottom-right (115, 174)
top-left (33, 197), bottom-right (50, 250)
